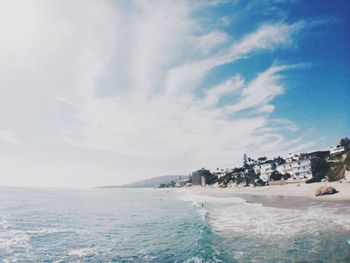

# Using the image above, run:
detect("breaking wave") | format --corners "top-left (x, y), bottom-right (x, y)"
top-left (178, 191), bottom-right (350, 239)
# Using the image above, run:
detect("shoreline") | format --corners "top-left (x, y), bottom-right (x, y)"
top-left (178, 181), bottom-right (350, 209)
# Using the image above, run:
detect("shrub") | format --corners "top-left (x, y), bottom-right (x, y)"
top-left (311, 157), bottom-right (330, 182)
top-left (270, 171), bottom-right (283, 181)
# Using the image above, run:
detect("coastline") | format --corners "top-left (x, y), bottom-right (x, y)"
top-left (179, 181), bottom-right (350, 207)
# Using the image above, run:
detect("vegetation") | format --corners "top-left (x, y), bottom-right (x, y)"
top-left (184, 137), bottom-right (350, 187)
top-left (327, 137), bottom-right (350, 180)
top-left (306, 157), bottom-right (330, 183)
top-left (206, 174), bottom-right (218, 185)
top-left (340, 137), bottom-right (350, 170)
top-left (340, 137), bottom-right (350, 150)
top-left (307, 137), bottom-right (349, 183)
top-left (254, 179), bottom-right (266, 186)
top-left (269, 171), bottom-right (283, 181)
top-left (159, 180), bottom-right (176, 188)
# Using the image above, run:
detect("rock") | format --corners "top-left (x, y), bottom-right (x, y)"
top-left (227, 180), bottom-right (235, 188)
top-left (315, 185), bottom-right (338, 196)
top-left (212, 182), bottom-right (219, 188)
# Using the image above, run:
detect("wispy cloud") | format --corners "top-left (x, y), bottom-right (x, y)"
top-left (164, 22), bottom-right (303, 96)
top-left (0, 130), bottom-right (19, 144)
top-left (62, 4), bottom-right (308, 168)
top-left (196, 31), bottom-right (230, 55)
top-left (225, 65), bottom-right (289, 113)
top-left (202, 75), bottom-right (244, 106)
top-left (0, 0), bottom-right (323, 186)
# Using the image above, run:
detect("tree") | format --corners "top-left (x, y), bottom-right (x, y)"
top-left (205, 171), bottom-right (218, 185)
top-left (307, 157), bottom-right (331, 183)
top-left (270, 171), bottom-right (283, 181)
top-left (254, 179), bottom-right (266, 186)
top-left (274, 156), bottom-right (285, 165)
top-left (243, 154), bottom-right (249, 168)
top-left (283, 173), bottom-right (291, 180)
top-left (340, 137), bottom-right (350, 151)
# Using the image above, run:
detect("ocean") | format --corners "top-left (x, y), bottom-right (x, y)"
top-left (0, 187), bottom-right (349, 262)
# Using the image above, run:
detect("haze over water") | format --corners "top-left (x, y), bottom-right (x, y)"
top-left (1, 187), bottom-right (349, 262)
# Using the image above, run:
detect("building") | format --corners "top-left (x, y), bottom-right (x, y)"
top-left (253, 164), bottom-right (260, 175)
top-left (259, 161), bottom-right (277, 182)
top-left (276, 157), bottom-right (312, 181)
top-left (257, 153), bottom-right (313, 182)
top-left (213, 168), bottom-right (232, 178)
top-left (330, 146), bottom-right (345, 156)
top-left (191, 168), bottom-right (210, 187)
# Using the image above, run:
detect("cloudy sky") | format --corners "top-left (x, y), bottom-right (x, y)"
top-left (0, 0), bottom-right (349, 187)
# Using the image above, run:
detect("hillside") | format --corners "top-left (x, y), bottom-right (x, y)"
top-left (96, 175), bottom-right (189, 188)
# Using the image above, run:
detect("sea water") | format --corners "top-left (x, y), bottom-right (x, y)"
top-left (0, 187), bottom-right (349, 262)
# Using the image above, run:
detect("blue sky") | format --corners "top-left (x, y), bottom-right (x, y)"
top-left (202, 0), bottom-right (350, 147)
top-left (0, 0), bottom-right (349, 187)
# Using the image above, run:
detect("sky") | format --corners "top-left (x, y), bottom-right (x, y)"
top-left (0, 0), bottom-right (349, 188)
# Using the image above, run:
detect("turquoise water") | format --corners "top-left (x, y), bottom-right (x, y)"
top-left (0, 187), bottom-right (349, 262)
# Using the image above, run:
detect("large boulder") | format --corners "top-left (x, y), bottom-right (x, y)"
top-left (315, 185), bottom-right (338, 196)
top-left (227, 180), bottom-right (235, 188)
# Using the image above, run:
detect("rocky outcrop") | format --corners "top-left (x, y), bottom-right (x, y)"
top-left (219, 182), bottom-right (226, 188)
top-left (227, 180), bottom-right (235, 188)
top-left (212, 182), bottom-right (219, 188)
top-left (315, 185), bottom-right (338, 196)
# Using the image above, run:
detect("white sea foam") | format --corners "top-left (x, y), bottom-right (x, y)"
top-left (27, 227), bottom-right (67, 235)
top-left (68, 247), bottom-right (95, 257)
top-left (177, 192), bottom-right (246, 204)
top-left (0, 230), bottom-right (30, 251)
top-left (179, 191), bottom-right (350, 239)
top-left (184, 256), bottom-right (204, 263)
top-left (233, 251), bottom-right (244, 260)
top-left (0, 215), bottom-right (9, 229)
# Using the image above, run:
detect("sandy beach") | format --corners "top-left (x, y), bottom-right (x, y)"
top-left (185, 180), bottom-right (350, 203)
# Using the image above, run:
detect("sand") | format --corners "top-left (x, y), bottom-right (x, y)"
top-left (186, 181), bottom-right (350, 203)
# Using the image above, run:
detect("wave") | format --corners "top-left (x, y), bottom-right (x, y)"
top-left (0, 215), bottom-right (8, 230)
top-left (178, 191), bottom-right (350, 239)
top-left (184, 256), bottom-right (205, 263)
top-left (27, 227), bottom-right (68, 235)
top-left (68, 247), bottom-right (96, 257)
top-left (0, 230), bottom-right (30, 251)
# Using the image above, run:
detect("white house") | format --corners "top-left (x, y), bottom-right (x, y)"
top-left (287, 153), bottom-right (301, 162)
top-left (259, 162), bottom-right (276, 182)
top-left (330, 146), bottom-right (345, 156)
top-left (253, 164), bottom-right (260, 175)
top-left (277, 158), bottom-right (312, 181)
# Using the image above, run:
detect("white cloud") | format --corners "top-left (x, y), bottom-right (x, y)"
top-left (258, 105), bottom-right (275, 113)
top-left (218, 16), bottom-right (231, 27)
top-left (0, 130), bottom-right (19, 144)
top-left (202, 75), bottom-right (244, 106)
top-left (270, 119), bottom-right (299, 132)
top-left (163, 22), bottom-right (303, 96)
top-left (225, 65), bottom-right (289, 113)
top-left (196, 31), bottom-right (230, 55)
top-left (0, 0), bottom-right (314, 187)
